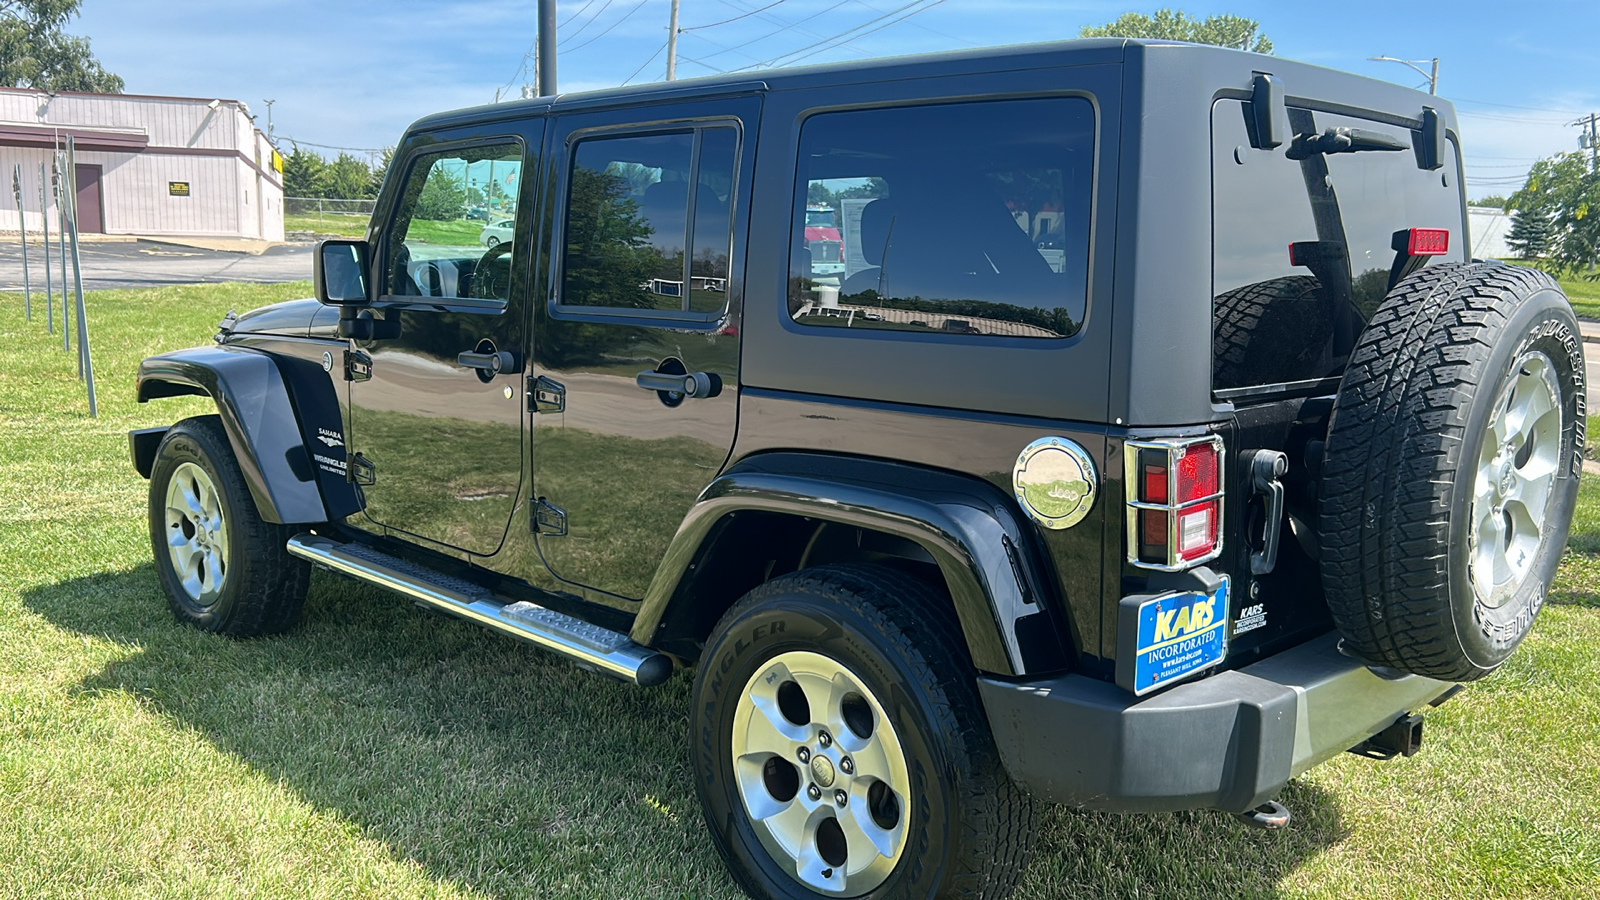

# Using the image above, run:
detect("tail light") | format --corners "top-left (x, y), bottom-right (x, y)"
top-left (1125, 436), bottom-right (1224, 570)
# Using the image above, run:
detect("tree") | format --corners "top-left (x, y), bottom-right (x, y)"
top-left (1506, 206), bottom-right (1554, 259)
top-left (415, 168), bottom-right (467, 221)
top-left (1510, 151), bottom-right (1600, 275)
top-left (0, 0), bottom-right (122, 92)
top-left (282, 143), bottom-right (327, 198)
top-left (1474, 194), bottom-right (1509, 211)
top-left (367, 147), bottom-right (394, 199)
top-left (1079, 9), bottom-right (1273, 53)
top-left (321, 152), bottom-right (372, 200)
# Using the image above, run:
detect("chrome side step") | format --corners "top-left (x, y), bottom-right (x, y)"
top-left (286, 533), bottom-right (672, 687)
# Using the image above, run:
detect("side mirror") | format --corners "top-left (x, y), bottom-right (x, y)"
top-left (314, 239), bottom-right (371, 306)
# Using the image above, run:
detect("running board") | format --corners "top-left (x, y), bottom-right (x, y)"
top-left (286, 533), bottom-right (672, 687)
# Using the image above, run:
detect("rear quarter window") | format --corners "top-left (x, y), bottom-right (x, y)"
top-left (1211, 99), bottom-right (1465, 396)
top-left (788, 97), bottom-right (1095, 339)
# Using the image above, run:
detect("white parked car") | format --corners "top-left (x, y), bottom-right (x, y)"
top-left (479, 218), bottom-right (514, 247)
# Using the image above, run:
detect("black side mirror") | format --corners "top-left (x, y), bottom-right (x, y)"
top-left (314, 239), bottom-right (371, 306)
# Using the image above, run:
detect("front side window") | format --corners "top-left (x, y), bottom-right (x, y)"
top-left (559, 126), bottom-right (738, 317)
top-left (789, 97), bottom-right (1095, 339)
top-left (385, 143), bottom-right (523, 301)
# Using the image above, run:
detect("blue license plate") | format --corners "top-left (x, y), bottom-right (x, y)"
top-left (1130, 577), bottom-right (1229, 695)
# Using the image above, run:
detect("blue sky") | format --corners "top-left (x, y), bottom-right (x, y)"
top-left (75, 0), bottom-right (1599, 200)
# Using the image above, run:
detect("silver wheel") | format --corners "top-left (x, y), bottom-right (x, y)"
top-left (730, 650), bottom-right (910, 895)
top-left (1470, 350), bottom-right (1563, 609)
top-left (163, 461), bottom-right (229, 607)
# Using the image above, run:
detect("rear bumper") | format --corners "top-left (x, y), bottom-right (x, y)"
top-left (977, 633), bottom-right (1453, 813)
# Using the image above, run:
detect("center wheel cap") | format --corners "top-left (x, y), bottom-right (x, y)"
top-left (810, 754), bottom-right (836, 788)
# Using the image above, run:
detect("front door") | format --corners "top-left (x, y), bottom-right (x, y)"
top-left (532, 98), bottom-right (758, 598)
top-left (74, 164), bottom-right (103, 233)
top-left (347, 124), bottom-right (541, 557)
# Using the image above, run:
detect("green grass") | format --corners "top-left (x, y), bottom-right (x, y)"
top-left (404, 220), bottom-right (486, 247)
top-left (1497, 259), bottom-right (1600, 319)
top-left (284, 213), bottom-right (369, 238)
top-left (3, 284), bottom-right (1600, 898)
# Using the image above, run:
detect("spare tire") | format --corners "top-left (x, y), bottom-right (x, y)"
top-left (1213, 275), bottom-right (1334, 390)
top-left (1320, 262), bottom-right (1584, 681)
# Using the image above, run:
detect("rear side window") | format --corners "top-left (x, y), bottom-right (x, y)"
top-left (1212, 100), bottom-right (1464, 395)
top-left (788, 97), bottom-right (1094, 339)
top-left (559, 125), bottom-right (738, 318)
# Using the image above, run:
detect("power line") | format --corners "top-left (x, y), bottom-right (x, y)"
top-left (560, 0), bottom-right (603, 28)
top-left (684, 0), bottom-right (856, 64)
top-left (681, 0), bottom-right (787, 31)
top-left (565, 0), bottom-right (653, 53)
top-left (623, 38), bottom-right (671, 85)
top-left (559, 0), bottom-right (617, 47)
top-left (852, 0), bottom-right (977, 47)
top-left (280, 137), bottom-right (387, 153)
top-left (730, 0), bottom-right (943, 72)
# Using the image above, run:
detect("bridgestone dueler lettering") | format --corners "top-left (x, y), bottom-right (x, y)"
top-left (1319, 262), bottom-right (1583, 681)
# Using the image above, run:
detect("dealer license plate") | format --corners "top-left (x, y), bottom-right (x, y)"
top-left (1130, 576), bottom-right (1229, 695)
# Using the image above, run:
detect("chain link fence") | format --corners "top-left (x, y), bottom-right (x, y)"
top-left (285, 197), bottom-right (376, 235)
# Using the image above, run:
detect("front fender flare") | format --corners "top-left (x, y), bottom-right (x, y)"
top-left (138, 345), bottom-right (328, 525)
top-left (633, 455), bottom-right (1060, 676)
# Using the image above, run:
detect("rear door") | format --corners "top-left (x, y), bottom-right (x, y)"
top-left (531, 96), bottom-right (758, 599)
top-left (1209, 98), bottom-right (1466, 654)
top-left (345, 120), bottom-right (543, 557)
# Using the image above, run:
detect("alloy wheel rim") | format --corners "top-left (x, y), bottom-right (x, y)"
top-left (730, 650), bottom-right (911, 896)
top-left (164, 462), bottom-right (229, 607)
top-left (1469, 351), bottom-right (1563, 610)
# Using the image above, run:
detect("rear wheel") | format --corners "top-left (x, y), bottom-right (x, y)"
top-left (692, 564), bottom-right (1033, 900)
top-left (149, 415), bottom-right (311, 636)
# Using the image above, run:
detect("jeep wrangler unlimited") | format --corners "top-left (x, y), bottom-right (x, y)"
top-left (130, 39), bottom-right (1583, 899)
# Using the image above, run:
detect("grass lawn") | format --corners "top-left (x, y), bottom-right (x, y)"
top-left (2, 284), bottom-right (1599, 898)
top-left (284, 213), bottom-right (369, 238)
top-left (1496, 259), bottom-right (1600, 319)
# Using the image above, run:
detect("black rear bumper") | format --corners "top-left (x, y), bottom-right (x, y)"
top-left (977, 633), bottom-right (1453, 813)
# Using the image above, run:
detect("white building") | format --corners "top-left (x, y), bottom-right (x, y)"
top-left (1, 88), bottom-right (283, 241)
top-left (1468, 206), bottom-right (1513, 261)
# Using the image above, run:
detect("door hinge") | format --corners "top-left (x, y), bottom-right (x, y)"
top-left (348, 452), bottom-right (376, 485)
top-left (344, 348), bottom-right (372, 382)
top-left (533, 497), bottom-right (567, 536)
top-left (531, 375), bottom-right (565, 413)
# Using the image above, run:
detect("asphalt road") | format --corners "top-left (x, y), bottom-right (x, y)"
top-left (0, 238), bottom-right (313, 292)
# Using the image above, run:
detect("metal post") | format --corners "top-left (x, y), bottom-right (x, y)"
top-left (66, 137), bottom-right (95, 415)
top-left (667, 0), bottom-right (680, 81)
top-left (54, 154), bottom-right (70, 354)
top-left (537, 0), bottom-right (557, 97)
top-left (12, 164), bottom-right (30, 319)
top-left (1428, 58), bottom-right (1438, 95)
top-left (38, 162), bottom-right (52, 332)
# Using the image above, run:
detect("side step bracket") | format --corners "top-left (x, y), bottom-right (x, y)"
top-left (286, 533), bottom-right (673, 687)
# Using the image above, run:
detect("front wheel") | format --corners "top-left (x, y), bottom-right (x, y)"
top-left (148, 415), bottom-right (311, 637)
top-left (692, 565), bottom-right (1033, 900)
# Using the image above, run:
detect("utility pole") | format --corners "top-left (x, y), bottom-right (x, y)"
top-left (537, 0), bottom-right (557, 96)
top-left (1369, 56), bottom-right (1439, 95)
top-left (263, 99), bottom-right (275, 141)
top-left (1575, 113), bottom-right (1599, 173)
top-left (667, 0), bottom-right (681, 81)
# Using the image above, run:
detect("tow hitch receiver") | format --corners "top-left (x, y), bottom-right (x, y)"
top-left (1234, 800), bottom-right (1291, 830)
top-left (1348, 713), bottom-right (1425, 760)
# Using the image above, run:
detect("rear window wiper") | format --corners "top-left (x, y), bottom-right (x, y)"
top-left (1286, 127), bottom-right (1408, 160)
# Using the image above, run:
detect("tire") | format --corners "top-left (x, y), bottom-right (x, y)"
top-left (148, 415), bottom-right (311, 637)
top-left (1319, 262), bottom-right (1584, 681)
top-left (1213, 275), bottom-right (1333, 389)
top-left (692, 564), bottom-right (1033, 900)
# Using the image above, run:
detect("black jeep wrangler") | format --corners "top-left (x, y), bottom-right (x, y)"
top-left (130, 39), bottom-right (1584, 899)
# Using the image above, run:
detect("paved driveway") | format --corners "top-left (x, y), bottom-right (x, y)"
top-left (0, 238), bottom-right (313, 291)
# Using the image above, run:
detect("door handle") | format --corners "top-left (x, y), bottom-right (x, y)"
top-left (636, 369), bottom-right (721, 399)
top-left (458, 350), bottom-right (516, 375)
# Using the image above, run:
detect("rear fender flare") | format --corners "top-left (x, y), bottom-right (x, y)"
top-left (137, 345), bottom-right (333, 525)
top-left (633, 453), bottom-right (1062, 676)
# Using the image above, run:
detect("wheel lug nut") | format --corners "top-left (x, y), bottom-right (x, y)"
top-left (798, 747), bottom-right (810, 763)
top-left (808, 784), bottom-right (822, 801)
top-left (840, 757), bottom-right (853, 775)
top-left (818, 730), bottom-right (832, 748)
top-left (835, 789), bottom-right (848, 807)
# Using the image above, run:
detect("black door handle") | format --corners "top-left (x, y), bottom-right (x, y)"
top-left (636, 369), bottom-right (721, 399)
top-left (459, 350), bottom-right (516, 374)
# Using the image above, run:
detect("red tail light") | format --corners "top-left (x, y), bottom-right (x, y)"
top-left (1127, 436), bottom-right (1224, 570)
top-left (1406, 228), bottom-right (1449, 256)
